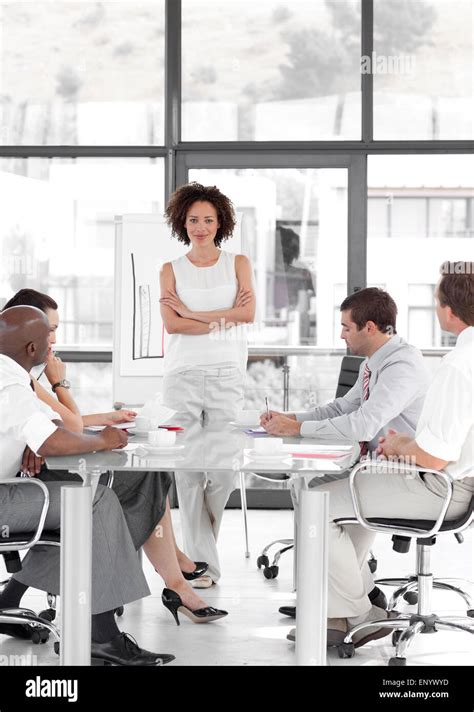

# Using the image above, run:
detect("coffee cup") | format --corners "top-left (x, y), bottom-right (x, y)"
top-left (235, 410), bottom-right (261, 427)
top-left (148, 429), bottom-right (176, 446)
top-left (254, 437), bottom-right (283, 455)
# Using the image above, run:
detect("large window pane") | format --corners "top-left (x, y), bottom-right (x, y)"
top-left (65, 361), bottom-right (113, 413)
top-left (373, 0), bottom-right (473, 139)
top-left (244, 353), bottom-right (343, 410)
top-left (428, 198), bottom-right (471, 238)
top-left (189, 167), bottom-right (348, 347)
top-left (0, 1), bottom-right (165, 145)
top-left (182, 0), bottom-right (361, 141)
top-left (391, 198), bottom-right (427, 239)
top-left (367, 155), bottom-right (474, 348)
top-left (0, 158), bottom-right (165, 345)
top-left (368, 198), bottom-right (389, 239)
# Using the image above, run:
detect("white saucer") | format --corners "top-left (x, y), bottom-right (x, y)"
top-left (137, 444), bottom-right (185, 454)
top-left (247, 449), bottom-right (292, 462)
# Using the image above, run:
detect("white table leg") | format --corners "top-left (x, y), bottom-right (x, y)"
top-left (296, 489), bottom-right (329, 666)
top-left (239, 471), bottom-right (250, 558)
top-left (60, 466), bottom-right (102, 666)
top-left (289, 475), bottom-right (312, 591)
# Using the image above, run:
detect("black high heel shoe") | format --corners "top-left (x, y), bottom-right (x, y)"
top-left (182, 561), bottom-right (209, 581)
top-left (161, 588), bottom-right (228, 625)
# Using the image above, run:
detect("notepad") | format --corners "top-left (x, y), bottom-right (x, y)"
top-left (244, 427), bottom-right (268, 437)
top-left (289, 451), bottom-right (350, 459)
top-left (283, 444), bottom-right (352, 459)
top-left (87, 421), bottom-right (136, 432)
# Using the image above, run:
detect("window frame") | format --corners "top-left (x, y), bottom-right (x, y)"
top-left (0, 0), bottom-right (471, 358)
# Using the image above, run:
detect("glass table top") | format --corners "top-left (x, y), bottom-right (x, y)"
top-left (46, 420), bottom-right (358, 475)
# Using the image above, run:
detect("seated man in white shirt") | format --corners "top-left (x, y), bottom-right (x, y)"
top-left (261, 287), bottom-right (429, 450)
top-left (378, 261), bottom-right (474, 498)
top-left (0, 306), bottom-right (174, 665)
top-left (288, 263), bottom-right (474, 647)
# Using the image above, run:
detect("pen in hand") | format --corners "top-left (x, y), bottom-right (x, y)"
top-left (265, 396), bottom-right (270, 419)
top-left (36, 350), bottom-right (59, 381)
top-left (36, 364), bottom-right (47, 380)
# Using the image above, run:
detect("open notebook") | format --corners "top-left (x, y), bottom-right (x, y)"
top-left (282, 444), bottom-right (354, 459)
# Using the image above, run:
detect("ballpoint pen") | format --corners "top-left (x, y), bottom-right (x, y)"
top-left (265, 396), bottom-right (269, 419)
top-left (35, 350), bottom-right (60, 381)
top-left (36, 363), bottom-right (47, 380)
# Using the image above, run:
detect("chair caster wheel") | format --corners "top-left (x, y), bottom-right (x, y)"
top-left (337, 642), bottom-right (355, 658)
top-left (54, 642), bottom-right (60, 656)
top-left (263, 565), bottom-right (279, 579)
top-left (467, 609), bottom-right (474, 618)
top-left (392, 630), bottom-right (402, 646)
top-left (403, 591), bottom-right (418, 605)
top-left (114, 606), bottom-right (124, 617)
top-left (368, 558), bottom-right (378, 574)
top-left (31, 628), bottom-right (49, 645)
top-left (389, 657), bottom-right (406, 666)
top-left (257, 555), bottom-right (269, 569)
top-left (39, 608), bottom-right (56, 622)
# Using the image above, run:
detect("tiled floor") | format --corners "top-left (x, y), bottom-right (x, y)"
top-left (1, 509), bottom-right (473, 667)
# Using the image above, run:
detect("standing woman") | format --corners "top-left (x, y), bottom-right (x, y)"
top-left (160, 182), bottom-right (255, 586)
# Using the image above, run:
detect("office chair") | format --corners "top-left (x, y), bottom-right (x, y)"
top-left (334, 355), bottom-right (365, 399)
top-left (254, 355), bottom-right (364, 578)
top-left (0, 478), bottom-right (60, 645)
top-left (335, 460), bottom-right (474, 666)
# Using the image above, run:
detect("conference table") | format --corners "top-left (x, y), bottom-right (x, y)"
top-left (46, 421), bottom-right (358, 667)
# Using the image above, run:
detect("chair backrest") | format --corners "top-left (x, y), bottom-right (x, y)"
top-left (335, 355), bottom-right (364, 398)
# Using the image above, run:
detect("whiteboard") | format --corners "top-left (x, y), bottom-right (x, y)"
top-left (113, 213), bottom-right (243, 405)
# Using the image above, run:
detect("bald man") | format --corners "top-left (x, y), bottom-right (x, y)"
top-left (0, 306), bottom-right (174, 665)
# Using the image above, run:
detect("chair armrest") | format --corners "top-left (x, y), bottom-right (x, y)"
top-left (0, 478), bottom-right (50, 552)
top-left (347, 459), bottom-right (454, 538)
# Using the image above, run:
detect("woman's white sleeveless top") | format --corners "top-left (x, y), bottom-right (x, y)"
top-left (163, 250), bottom-right (248, 376)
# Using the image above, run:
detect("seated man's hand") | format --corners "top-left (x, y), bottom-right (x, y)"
top-left (21, 446), bottom-right (44, 477)
top-left (260, 409), bottom-right (280, 427)
top-left (101, 426), bottom-right (128, 450)
top-left (263, 413), bottom-right (301, 437)
top-left (377, 429), bottom-right (408, 458)
top-left (260, 410), bottom-right (297, 427)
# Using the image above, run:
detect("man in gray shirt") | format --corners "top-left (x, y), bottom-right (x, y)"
top-left (262, 287), bottom-right (429, 453)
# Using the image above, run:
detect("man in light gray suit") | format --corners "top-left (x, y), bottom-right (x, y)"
top-left (261, 288), bottom-right (430, 620)
top-left (0, 306), bottom-right (174, 665)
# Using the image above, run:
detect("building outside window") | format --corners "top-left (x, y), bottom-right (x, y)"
top-left (367, 155), bottom-right (474, 349)
top-left (1, 0), bottom-right (472, 415)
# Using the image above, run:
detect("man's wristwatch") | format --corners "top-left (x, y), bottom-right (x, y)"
top-left (52, 379), bottom-right (71, 392)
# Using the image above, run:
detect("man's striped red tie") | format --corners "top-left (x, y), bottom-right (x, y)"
top-left (359, 364), bottom-right (371, 457)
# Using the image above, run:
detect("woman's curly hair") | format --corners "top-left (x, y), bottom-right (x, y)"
top-left (164, 182), bottom-right (236, 247)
